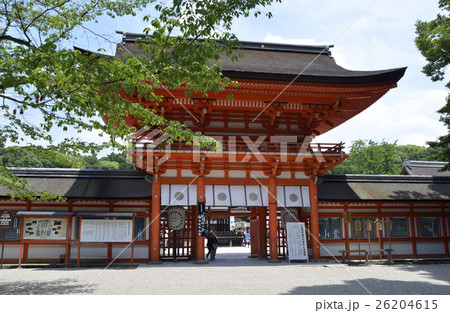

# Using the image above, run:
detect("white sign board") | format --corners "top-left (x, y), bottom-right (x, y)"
top-left (286, 222), bottom-right (309, 262)
top-left (80, 220), bottom-right (133, 242)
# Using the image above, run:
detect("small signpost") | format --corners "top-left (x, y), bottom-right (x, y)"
top-left (354, 219), bottom-right (362, 262)
top-left (386, 218), bottom-right (393, 264)
top-left (365, 220), bottom-right (373, 260)
top-left (0, 210), bottom-right (13, 269)
top-left (375, 219), bottom-right (383, 260)
top-left (343, 211), bottom-right (351, 260)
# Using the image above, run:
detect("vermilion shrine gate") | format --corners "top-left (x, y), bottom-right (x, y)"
top-left (118, 33), bottom-right (406, 262)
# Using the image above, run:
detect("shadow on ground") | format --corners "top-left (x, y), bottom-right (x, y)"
top-left (0, 279), bottom-right (95, 295)
top-left (283, 278), bottom-right (450, 295)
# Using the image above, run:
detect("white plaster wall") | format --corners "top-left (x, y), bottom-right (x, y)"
top-left (250, 171), bottom-right (266, 179)
top-left (30, 206), bottom-right (69, 212)
top-left (27, 244), bottom-right (66, 259)
top-left (416, 241), bottom-right (445, 255)
top-left (228, 171), bottom-right (246, 178)
top-left (2, 245), bottom-right (21, 259)
top-left (320, 243), bottom-right (345, 257)
top-left (162, 169), bottom-right (177, 177)
top-left (208, 170), bottom-right (225, 178)
top-left (181, 170), bottom-right (196, 177)
top-left (70, 245), bottom-right (108, 259)
top-left (73, 207), bottom-right (109, 212)
top-left (277, 171), bottom-right (291, 179)
top-left (295, 172), bottom-right (308, 179)
top-left (112, 245), bottom-right (132, 259)
top-left (388, 242), bottom-right (413, 255)
top-left (349, 242), bottom-right (380, 250)
top-left (414, 209), bottom-right (441, 213)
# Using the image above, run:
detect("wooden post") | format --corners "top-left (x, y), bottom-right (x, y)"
top-left (1, 229), bottom-right (5, 269)
top-left (18, 215), bottom-right (24, 268)
top-left (77, 216), bottom-right (81, 268)
top-left (196, 175), bottom-right (205, 261)
top-left (344, 205), bottom-right (350, 260)
top-left (250, 208), bottom-right (259, 257)
top-left (441, 204), bottom-right (448, 256)
top-left (268, 176), bottom-right (278, 261)
top-left (150, 174), bottom-right (161, 262)
top-left (131, 215), bottom-right (135, 267)
top-left (259, 207), bottom-right (267, 259)
top-left (409, 204), bottom-right (417, 257)
top-left (309, 178), bottom-right (320, 259)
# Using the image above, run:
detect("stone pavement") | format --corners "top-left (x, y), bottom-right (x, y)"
top-left (0, 246), bottom-right (449, 295)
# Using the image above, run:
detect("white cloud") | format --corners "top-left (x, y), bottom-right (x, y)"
top-left (317, 89), bottom-right (448, 148)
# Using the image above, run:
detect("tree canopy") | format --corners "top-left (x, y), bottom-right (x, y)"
top-left (329, 140), bottom-right (443, 175)
top-left (0, 0), bottom-right (279, 199)
top-left (415, 0), bottom-right (450, 170)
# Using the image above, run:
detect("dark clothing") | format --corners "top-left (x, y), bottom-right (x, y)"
top-left (206, 234), bottom-right (218, 249)
top-left (206, 234), bottom-right (218, 260)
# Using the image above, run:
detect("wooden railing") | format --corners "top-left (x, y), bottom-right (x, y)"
top-left (135, 139), bottom-right (345, 155)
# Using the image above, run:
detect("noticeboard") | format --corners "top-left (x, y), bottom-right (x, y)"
top-left (80, 219), bottom-right (132, 242)
top-left (23, 217), bottom-right (67, 240)
top-left (286, 222), bottom-right (309, 262)
top-left (0, 210), bottom-right (13, 230)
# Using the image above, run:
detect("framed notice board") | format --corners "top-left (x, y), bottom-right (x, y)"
top-left (286, 222), bottom-right (309, 263)
top-left (80, 219), bottom-right (133, 242)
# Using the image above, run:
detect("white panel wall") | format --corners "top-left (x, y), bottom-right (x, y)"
top-left (416, 241), bottom-right (445, 255)
top-left (389, 242), bottom-right (413, 255)
top-left (70, 245), bottom-right (108, 259)
top-left (320, 243), bottom-right (345, 257)
top-left (28, 245), bottom-right (66, 259)
top-left (2, 245), bottom-right (21, 259)
top-left (112, 245), bottom-right (132, 259)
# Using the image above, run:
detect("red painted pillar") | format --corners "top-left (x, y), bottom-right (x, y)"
top-left (268, 176), bottom-right (278, 261)
top-left (196, 176), bottom-right (206, 261)
top-left (250, 208), bottom-right (259, 257)
top-left (309, 178), bottom-right (320, 259)
top-left (150, 174), bottom-right (161, 262)
top-left (259, 207), bottom-right (267, 259)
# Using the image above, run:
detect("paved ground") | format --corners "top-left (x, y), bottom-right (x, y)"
top-left (1, 246), bottom-right (449, 295)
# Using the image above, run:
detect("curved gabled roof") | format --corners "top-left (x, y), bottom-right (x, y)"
top-left (117, 31), bottom-right (406, 85)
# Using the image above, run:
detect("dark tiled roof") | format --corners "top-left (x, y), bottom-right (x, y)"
top-left (402, 161), bottom-right (450, 176)
top-left (319, 174), bottom-right (450, 201)
top-left (116, 32), bottom-right (406, 85)
top-left (0, 168), bottom-right (152, 200)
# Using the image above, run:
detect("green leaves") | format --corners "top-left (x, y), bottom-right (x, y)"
top-left (1, 0), bottom-right (279, 199)
top-left (415, 0), bottom-right (450, 170)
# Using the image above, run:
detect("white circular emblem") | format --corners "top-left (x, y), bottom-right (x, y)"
top-left (217, 192), bottom-right (227, 201)
top-left (249, 193), bottom-right (258, 201)
top-left (174, 192), bottom-right (184, 201)
top-left (167, 207), bottom-right (185, 230)
top-left (289, 193), bottom-right (299, 202)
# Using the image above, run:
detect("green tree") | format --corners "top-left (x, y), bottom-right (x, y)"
top-left (100, 152), bottom-right (134, 169)
top-left (331, 139), bottom-right (403, 175)
top-left (0, 0), bottom-right (279, 199)
top-left (99, 160), bottom-right (120, 170)
top-left (415, 0), bottom-right (450, 170)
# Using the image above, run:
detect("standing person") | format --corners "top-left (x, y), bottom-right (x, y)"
top-left (245, 231), bottom-right (251, 247)
top-left (206, 230), bottom-right (218, 260)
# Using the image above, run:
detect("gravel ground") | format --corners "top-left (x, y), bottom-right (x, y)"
top-left (1, 247), bottom-right (449, 295)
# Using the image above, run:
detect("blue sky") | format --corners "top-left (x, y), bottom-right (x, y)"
top-left (5, 0), bottom-right (449, 153)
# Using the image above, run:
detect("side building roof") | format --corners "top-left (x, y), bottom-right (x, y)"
top-left (319, 174), bottom-right (450, 202)
top-left (401, 160), bottom-right (450, 176)
top-left (0, 168), bottom-right (152, 200)
top-left (2, 169), bottom-right (449, 202)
